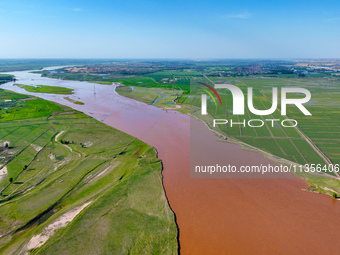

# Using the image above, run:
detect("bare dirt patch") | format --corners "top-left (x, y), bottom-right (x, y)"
top-left (26, 201), bottom-right (92, 251)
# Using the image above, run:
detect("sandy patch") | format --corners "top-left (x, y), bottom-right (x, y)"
top-left (26, 201), bottom-right (92, 251)
top-left (85, 162), bottom-right (120, 183)
top-left (321, 186), bottom-right (338, 195)
top-left (23, 186), bottom-right (35, 194)
top-left (0, 165), bottom-right (8, 182)
top-left (94, 162), bottom-right (119, 180)
top-left (164, 105), bottom-right (183, 110)
top-left (62, 144), bottom-right (72, 152)
top-left (2, 141), bottom-right (10, 147)
top-left (83, 141), bottom-right (93, 147)
top-left (53, 157), bottom-right (71, 171)
top-left (31, 143), bottom-right (43, 152)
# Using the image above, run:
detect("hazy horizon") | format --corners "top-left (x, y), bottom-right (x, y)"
top-left (1, 58), bottom-right (340, 60)
top-left (1, 0), bottom-right (340, 59)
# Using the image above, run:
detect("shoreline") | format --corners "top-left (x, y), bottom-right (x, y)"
top-left (115, 83), bottom-right (340, 196)
top-left (2, 67), bottom-right (340, 254)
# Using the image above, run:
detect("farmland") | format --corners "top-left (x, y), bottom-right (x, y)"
top-left (115, 73), bottom-right (340, 196)
top-left (115, 72), bottom-right (340, 177)
top-left (118, 76), bottom-right (340, 166)
top-left (4, 58), bottom-right (340, 195)
top-left (0, 89), bottom-right (177, 254)
top-left (206, 77), bottom-right (340, 167)
top-left (46, 59), bottom-right (339, 175)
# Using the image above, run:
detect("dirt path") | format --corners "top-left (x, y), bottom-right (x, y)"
top-left (54, 130), bottom-right (72, 152)
top-left (54, 130), bottom-right (65, 142)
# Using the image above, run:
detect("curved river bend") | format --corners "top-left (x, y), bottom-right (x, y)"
top-left (1, 68), bottom-right (340, 255)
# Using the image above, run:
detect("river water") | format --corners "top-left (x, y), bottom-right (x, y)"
top-left (1, 68), bottom-right (340, 254)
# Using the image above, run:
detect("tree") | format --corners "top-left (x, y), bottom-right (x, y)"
top-left (9, 177), bottom-right (13, 183)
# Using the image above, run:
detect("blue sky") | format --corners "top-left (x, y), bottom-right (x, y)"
top-left (0, 0), bottom-right (340, 58)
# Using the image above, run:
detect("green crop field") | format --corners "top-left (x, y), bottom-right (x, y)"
top-left (192, 77), bottom-right (340, 168)
top-left (12, 59), bottom-right (340, 197)
top-left (0, 89), bottom-right (177, 254)
top-left (116, 76), bottom-right (340, 175)
top-left (115, 74), bottom-right (340, 196)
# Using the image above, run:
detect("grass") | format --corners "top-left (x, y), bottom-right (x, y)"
top-left (193, 77), bottom-right (340, 166)
top-left (116, 75), bottom-right (340, 187)
top-left (116, 86), bottom-right (161, 105)
top-left (116, 85), bottom-right (190, 115)
top-left (14, 84), bottom-right (74, 95)
top-left (303, 174), bottom-right (340, 198)
top-left (64, 97), bottom-right (85, 105)
top-left (116, 77), bottom-right (159, 86)
top-left (19, 61), bottom-right (340, 196)
top-left (89, 81), bottom-right (113, 85)
top-left (146, 71), bottom-right (202, 83)
top-left (40, 69), bottom-right (194, 94)
top-left (0, 89), bottom-right (178, 254)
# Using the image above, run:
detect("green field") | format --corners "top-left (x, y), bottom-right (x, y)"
top-left (116, 76), bottom-right (340, 176)
top-left (116, 86), bottom-right (190, 115)
top-left (14, 84), bottom-right (74, 95)
top-left (8, 60), bottom-right (340, 197)
top-left (206, 77), bottom-right (340, 167)
top-left (0, 89), bottom-right (177, 254)
top-left (40, 68), bottom-right (196, 94)
top-left (146, 71), bottom-right (202, 82)
top-left (115, 75), bottom-right (340, 196)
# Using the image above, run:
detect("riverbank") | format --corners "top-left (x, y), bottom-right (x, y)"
top-left (0, 87), bottom-right (178, 254)
top-left (116, 82), bottom-right (340, 197)
top-left (2, 68), bottom-right (340, 254)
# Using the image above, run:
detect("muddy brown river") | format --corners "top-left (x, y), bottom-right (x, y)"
top-left (2, 68), bottom-right (340, 254)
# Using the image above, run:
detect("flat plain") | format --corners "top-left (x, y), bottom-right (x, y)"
top-left (0, 88), bottom-right (177, 254)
